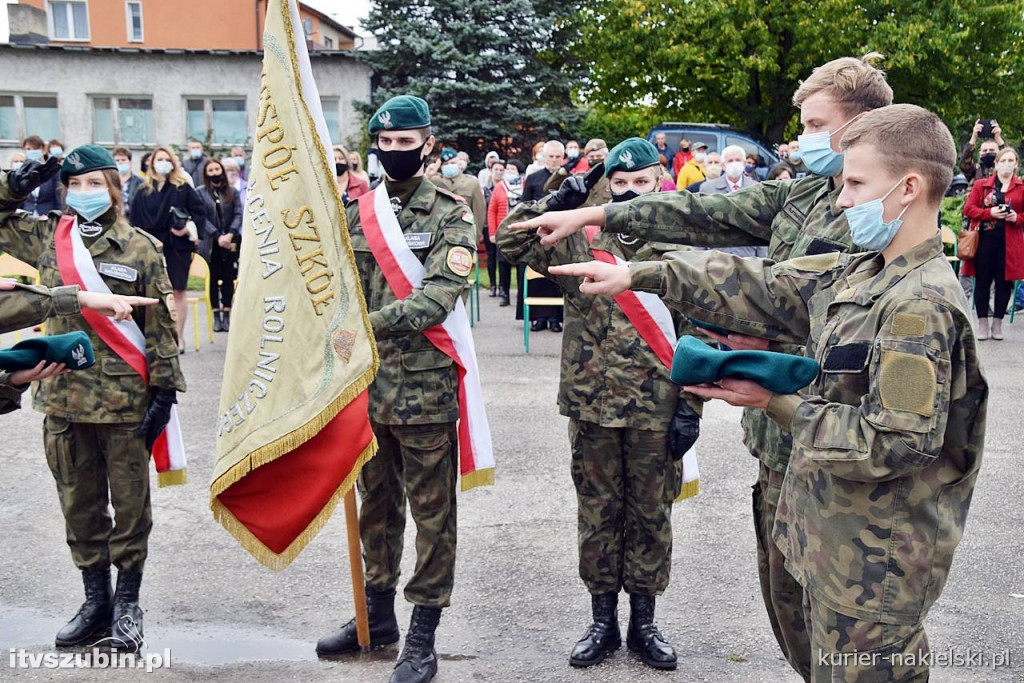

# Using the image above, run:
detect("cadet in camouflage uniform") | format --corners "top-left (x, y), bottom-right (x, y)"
top-left (550, 104), bottom-right (986, 683)
top-left (507, 54), bottom-right (893, 680)
top-left (0, 146), bottom-right (185, 649)
top-left (432, 147), bottom-right (486, 234)
top-left (0, 282), bottom-right (157, 414)
top-left (316, 96), bottom-right (476, 683)
top-left (499, 138), bottom-right (700, 671)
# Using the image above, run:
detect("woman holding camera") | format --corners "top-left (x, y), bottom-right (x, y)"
top-left (963, 147), bottom-right (1024, 340)
top-left (130, 146), bottom-right (206, 352)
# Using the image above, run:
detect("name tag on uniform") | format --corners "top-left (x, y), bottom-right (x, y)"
top-left (404, 233), bottom-right (432, 249)
top-left (782, 202), bottom-right (806, 224)
top-left (98, 263), bottom-right (138, 282)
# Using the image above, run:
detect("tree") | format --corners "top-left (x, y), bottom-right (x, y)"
top-left (358, 0), bottom-right (585, 162)
top-left (578, 0), bottom-right (1024, 144)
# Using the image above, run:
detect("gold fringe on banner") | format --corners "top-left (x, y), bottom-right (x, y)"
top-left (157, 468), bottom-right (187, 488)
top-left (674, 479), bottom-right (700, 503)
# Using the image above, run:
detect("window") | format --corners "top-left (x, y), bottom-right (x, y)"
top-left (320, 97), bottom-right (339, 145)
top-left (22, 96), bottom-right (61, 140)
top-left (49, 1), bottom-right (89, 41)
top-left (303, 17), bottom-right (313, 40)
top-left (324, 36), bottom-right (333, 49)
top-left (186, 97), bottom-right (248, 146)
top-left (0, 96), bottom-right (16, 141)
top-left (125, 1), bottom-right (143, 42)
top-left (92, 96), bottom-right (153, 144)
top-left (0, 94), bottom-right (60, 141)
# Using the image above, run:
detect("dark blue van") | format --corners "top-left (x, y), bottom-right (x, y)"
top-left (647, 122), bottom-right (780, 179)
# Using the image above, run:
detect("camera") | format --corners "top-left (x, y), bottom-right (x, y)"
top-left (998, 203), bottom-right (1012, 213)
top-left (980, 119), bottom-right (996, 138)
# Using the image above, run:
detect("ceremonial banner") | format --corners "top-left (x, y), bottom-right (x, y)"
top-left (584, 226), bottom-right (699, 500)
top-left (210, 0), bottom-right (378, 569)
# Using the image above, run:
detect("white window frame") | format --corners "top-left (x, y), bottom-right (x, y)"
top-left (125, 0), bottom-right (144, 43)
top-left (0, 93), bottom-right (60, 142)
top-left (184, 96), bottom-right (249, 148)
top-left (91, 95), bottom-right (154, 146)
top-left (48, 0), bottom-right (91, 42)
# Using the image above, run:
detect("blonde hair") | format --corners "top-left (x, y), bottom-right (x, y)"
top-left (142, 145), bottom-right (190, 193)
top-left (793, 53), bottom-right (893, 116)
top-left (995, 147), bottom-right (1018, 165)
top-left (840, 104), bottom-right (955, 206)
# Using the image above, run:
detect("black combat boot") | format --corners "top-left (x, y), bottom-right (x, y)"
top-left (626, 593), bottom-right (677, 670)
top-left (55, 568), bottom-right (113, 647)
top-left (316, 584), bottom-right (400, 657)
top-left (221, 310), bottom-right (230, 332)
top-left (569, 592), bottom-right (621, 667)
top-left (489, 285), bottom-right (497, 297)
top-left (213, 310), bottom-right (224, 333)
top-left (390, 605), bottom-right (441, 683)
top-left (499, 288), bottom-right (510, 307)
top-left (110, 570), bottom-right (144, 651)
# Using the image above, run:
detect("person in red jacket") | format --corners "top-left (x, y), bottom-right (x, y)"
top-left (486, 159), bottom-right (516, 306)
top-left (962, 147), bottom-right (1024, 339)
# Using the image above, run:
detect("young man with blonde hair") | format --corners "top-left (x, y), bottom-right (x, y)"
top-left (548, 103), bottom-right (987, 682)
top-left (509, 54), bottom-right (893, 679)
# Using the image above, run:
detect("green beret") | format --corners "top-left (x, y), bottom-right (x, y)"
top-left (60, 145), bottom-right (117, 185)
top-left (604, 137), bottom-right (662, 177)
top-left (669, 335), bottom-right (819, 394)
top-left (0, 331), bottom-right (95, 372)
top-left (368, 95), bottom-right (431, 135)
top-left (440, 148), bottom-right (458, 162)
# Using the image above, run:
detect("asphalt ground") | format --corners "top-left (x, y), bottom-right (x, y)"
top-left (0, 292), bottom-right (1021, 682)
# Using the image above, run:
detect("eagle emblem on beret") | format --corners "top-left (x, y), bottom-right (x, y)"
top-left (71, 344), bottom-right (86, 367)
top-left (67, 152), bottom-right (84, 170)
top-left (620, 151), bottom-right (634, 169)
top-left (378, 111), bottom-right (393, 129)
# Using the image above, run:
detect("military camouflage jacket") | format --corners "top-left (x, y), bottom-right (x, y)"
top-left (348, 177), bottom-right (476, 426)
top-left (605, 175), bottom-right (859, 473)
top-left (498, 195), bottom-right (700, 431)
top-left (0, 175), bottom-right (185, 423)
top-left (631, 235), bottom-right (986, 625)
top-left (432, 173), bottom-right (487, 236)
top-left (0, 282), bottom-right (81, 334)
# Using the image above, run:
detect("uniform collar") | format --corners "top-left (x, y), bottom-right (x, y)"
top-left (405, 175), bottom-right (439, 214)
top-left (81, 212), bottom-right (133, 256)
top-left (826, 176), bottom-right (844, 215)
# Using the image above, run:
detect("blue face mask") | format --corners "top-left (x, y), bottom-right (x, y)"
top-left (25, 149), bottom-right (43, 162)
top-left (844, 177), bottom-right (909, 251)
top-left (233, 155), bottom-right (245, 168)
top-left (441, 163), bottom-right (459, 178)
top-left (66, 188), bottom-right (113, 222)
top-left (116, 162), bottom-right (131, 175)
top-left (190, 148), bottom-right (202, 159)
top-left (154, 160), bottom-right (174, 176)
top-left (11, 161), bottom-right (23, 172)
top-left (789, 150), bottom-right (801, 163)
top-left (50, 146), bottom-right (64, 157)
top-left (797, 117), bottom-right (858, 177)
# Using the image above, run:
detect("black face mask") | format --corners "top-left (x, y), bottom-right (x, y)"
top-left (980, 152), bottom-right (997, 167)
top-left (206, 175), bottom-right (225, 186)
top-left (681, 146), bottom-right (690, 152)
top-left (611, 189), bottom-right (641, 203)
top-left (378, 141), bottom-right (427, 181)
top-left (335, 162), bottom-right (349, 176)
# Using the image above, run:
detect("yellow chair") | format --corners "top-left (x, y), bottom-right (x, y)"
top-left (522, 266), bottom-right (564, 353)
top-left (0, 253), bottom-right (42, 342)
top-left (187, 254), bottom-right (215, 351)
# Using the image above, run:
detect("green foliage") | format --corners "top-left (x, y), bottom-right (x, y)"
top-left (359, 0), bottom-right (586, 162)
top-left (578, 0), bottom-right (1024, 144)
top-left (941, 195), bottom-right (967, 234)
top-left (576, 107), bottom-right (663, 148)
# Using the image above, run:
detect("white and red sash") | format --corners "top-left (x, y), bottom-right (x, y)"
top-left (358, 184), bottom-right (495, 490)
top-left (54, 215), bottom-right (187, 487)
top-left (584, 226), bottom-right (700, 500)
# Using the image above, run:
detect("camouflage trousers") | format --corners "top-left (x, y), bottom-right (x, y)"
top-left (752, 462), bottom-right (811, 680)
top-left (43, 416), bottom-right (152, 572)
top-left (805, 591), bottom-right (929, 682)
top-left (358, 421), bottom-right (458, 608)
top-left (568, 419), bottom-right (679, 596)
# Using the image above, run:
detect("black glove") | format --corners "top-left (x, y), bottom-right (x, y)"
top-left (136, 388), bottom-right (176, 450)
top-left (667, 400), bottom-right (700, 461)
top-left (8, 157), bottom-right (61, 197)
top-left (547, 162), bottom-right (605, 211)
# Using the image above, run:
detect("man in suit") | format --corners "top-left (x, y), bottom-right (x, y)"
top-left (698, 145), bottom-right (767, 257)
top-left (519, 140), bottom-right (566, 331)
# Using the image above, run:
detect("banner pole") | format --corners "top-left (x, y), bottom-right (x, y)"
top-left (344, 489), bottom-right (371, 650)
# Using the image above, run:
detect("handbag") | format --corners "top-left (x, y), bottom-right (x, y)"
top-left (958, 228), bottom-right (979, 260)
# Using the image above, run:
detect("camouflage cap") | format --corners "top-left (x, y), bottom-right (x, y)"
top-left (440, 148), bottom-right (458, 162)
top-left (604, 137), bottom-right (662, 177)
top-left (60, 145), bottom-right (117, 185)
top-left (0, 331), bottom-right (95, 372)
top-left (368, 95), bottom-right (431, 135)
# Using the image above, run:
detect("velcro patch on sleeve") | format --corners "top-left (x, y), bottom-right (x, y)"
top-left (879, 349), bottom-right (935, 417)
top-left (822, 342), bottom-right (872, 372)
top-left (891, 312), bottom-right (927, 337)
top-left (785, 252), bottom-right (840, 273)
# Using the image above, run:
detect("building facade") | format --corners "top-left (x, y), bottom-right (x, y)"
top-left (0, 44), bottom-right (371, 167)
